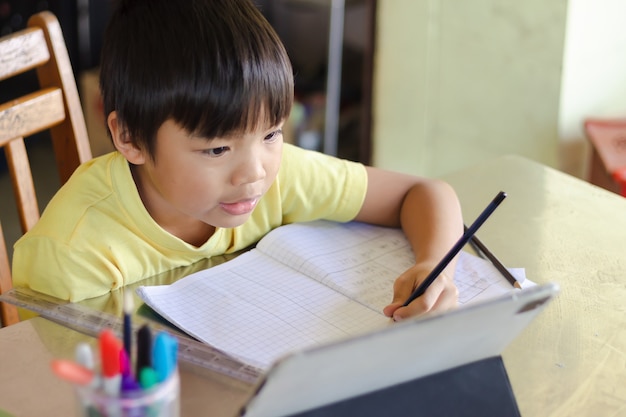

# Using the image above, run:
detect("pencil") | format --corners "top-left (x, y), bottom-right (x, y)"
top-left (466, 226), bottom-right (521, 289)
top-left (402, 191), bottom-right (507, 306)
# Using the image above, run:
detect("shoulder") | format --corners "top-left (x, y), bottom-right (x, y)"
top-left (60, 151), bottom-right (121, 201)
top-left (271, 144), bottom-right (368, 222)
top-left (24, 152), bottom-right (133, 241)
top-left (279, 143), bottom-right (366, 178)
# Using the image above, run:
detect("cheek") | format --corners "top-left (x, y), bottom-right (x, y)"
top-left (157, 162), bottom-right (218, 201)
top-left (267, 151), bottom-right (283, 178)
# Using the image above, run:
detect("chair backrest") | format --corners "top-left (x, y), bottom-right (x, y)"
top-left (0, 11), bottom-right (93, 327)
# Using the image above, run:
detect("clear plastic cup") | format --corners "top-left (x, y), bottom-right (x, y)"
top-left (75, 370), bottom-right (180, 417)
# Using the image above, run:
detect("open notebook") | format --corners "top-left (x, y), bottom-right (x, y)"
top-left (137, 220), bottom-right (535, 370)
top-left (238, 282), bottom-right (559, 417)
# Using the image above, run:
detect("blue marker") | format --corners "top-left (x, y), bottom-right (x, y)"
top-left (152, 332), bottom-right (178, 383)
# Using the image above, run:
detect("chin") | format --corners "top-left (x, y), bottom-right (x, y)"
top-left (211, 214), bottom-right (252, 229)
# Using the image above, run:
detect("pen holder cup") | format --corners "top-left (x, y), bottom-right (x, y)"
top-left (75, 369), bottom-right (180, 417)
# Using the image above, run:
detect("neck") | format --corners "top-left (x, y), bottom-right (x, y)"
top-left (130, 164), bottom-right (216, 247)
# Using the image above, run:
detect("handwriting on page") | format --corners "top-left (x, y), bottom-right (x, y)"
top-left (257, 221), bottom-right (520, 310)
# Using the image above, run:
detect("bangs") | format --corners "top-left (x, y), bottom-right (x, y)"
top-left (171, 37), bottom-right (294, 138)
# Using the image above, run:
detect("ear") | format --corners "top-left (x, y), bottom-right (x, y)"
top-left (107, 111), bottom-right (146, 165)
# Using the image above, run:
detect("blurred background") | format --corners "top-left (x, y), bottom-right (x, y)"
top-left (2, 0), bottom-right (626, 259)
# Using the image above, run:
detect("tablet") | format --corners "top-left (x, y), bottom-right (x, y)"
top-left (238, 282), bottom-right (559, 417)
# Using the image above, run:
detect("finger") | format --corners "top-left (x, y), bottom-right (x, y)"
top-left (392, 276), bottom-right (453, 321)
top-left (383, 271), bottom-right (419, 317)
top-left (392, 288), bottom-right (438, 321)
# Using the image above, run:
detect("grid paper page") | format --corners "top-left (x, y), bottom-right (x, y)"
top-left (137, 220), bottom-right (530, 370)
top-left (137, 250), bottom-right (390, 370)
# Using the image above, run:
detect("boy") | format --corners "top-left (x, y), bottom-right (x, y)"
top-left (13, 0), bottom-right (463, 321)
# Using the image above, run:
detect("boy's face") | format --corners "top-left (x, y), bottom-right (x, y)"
top-left (129, 118), bottom-right (284, 242)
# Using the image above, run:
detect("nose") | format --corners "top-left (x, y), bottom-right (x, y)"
top-left (231, 150), bottom-right (266, 186)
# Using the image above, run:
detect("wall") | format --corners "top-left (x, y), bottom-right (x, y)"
top-left (558, 0), bottom-right (626, 177)
top-left (372, 0), bottom-right (568, 178)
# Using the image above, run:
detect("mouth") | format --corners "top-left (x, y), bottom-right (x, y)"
top-left (219, 197), bottom-right (260, 216)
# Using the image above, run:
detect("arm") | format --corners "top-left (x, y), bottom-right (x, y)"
top-left (354, 166), bottom-right (464, 320)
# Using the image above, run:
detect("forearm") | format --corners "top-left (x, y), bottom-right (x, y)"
top-left (356, 167), bottom-right (464, 266)
top-left (356, 166), bottom-right (464, 317)
top-left (400, 179), bottom-right (463, 276)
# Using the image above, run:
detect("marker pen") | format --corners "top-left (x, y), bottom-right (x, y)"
top-left (120, 349), bottom-right (141, 394)
top-left (51, 359), bottom-right (95, 386)
top-left (135, 324), bottom-right (152, 377)
top-left (99, 329), bottom-right (122, 396)
top-left (152, 331), bottom-right (178, 383)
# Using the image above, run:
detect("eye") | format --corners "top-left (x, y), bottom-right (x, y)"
top-left (203, 146), bottom-right (230, 157)
top-left (264, 129), bottom-right (283, 143)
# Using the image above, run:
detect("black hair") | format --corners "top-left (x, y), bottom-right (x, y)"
top-left (100, 0), bottom-right (294, 159)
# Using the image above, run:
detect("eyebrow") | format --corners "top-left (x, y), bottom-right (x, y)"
top-left (187, 115), bottom-right (286, 143)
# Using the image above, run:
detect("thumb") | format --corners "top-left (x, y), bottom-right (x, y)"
top-left (382, 284), bottom-right (413, 318)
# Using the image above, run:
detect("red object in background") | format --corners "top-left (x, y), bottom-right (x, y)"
top-left (584, 119), bottom-right (626, 197)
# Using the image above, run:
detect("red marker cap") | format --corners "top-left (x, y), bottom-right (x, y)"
top-left (99, 329), bottom-right (122, 378)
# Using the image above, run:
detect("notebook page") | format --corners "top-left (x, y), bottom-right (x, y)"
top-left (137, 249), bottom-right (390, 370)
top-left (256, 220), bottom-right (529, 310)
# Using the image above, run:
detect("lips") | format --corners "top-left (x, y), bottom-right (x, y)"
top-left (219, 197), bottom-right (259, 216)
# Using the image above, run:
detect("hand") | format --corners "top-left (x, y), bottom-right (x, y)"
top-left (383, 264), bottom-right (459, 321)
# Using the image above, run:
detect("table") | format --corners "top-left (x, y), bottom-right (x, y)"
top-left (444, 155), bottom-right (626, 417)
top-left (1, 154), bottom-right (625, 416)
top-left (0, 317), bottom-right (251, 416)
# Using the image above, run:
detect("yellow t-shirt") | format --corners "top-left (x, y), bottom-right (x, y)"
top-left (12, 144), bottom-right (367, 301)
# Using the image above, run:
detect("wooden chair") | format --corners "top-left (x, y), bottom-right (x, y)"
top-left (0, 11), bottom-right (93, 327)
